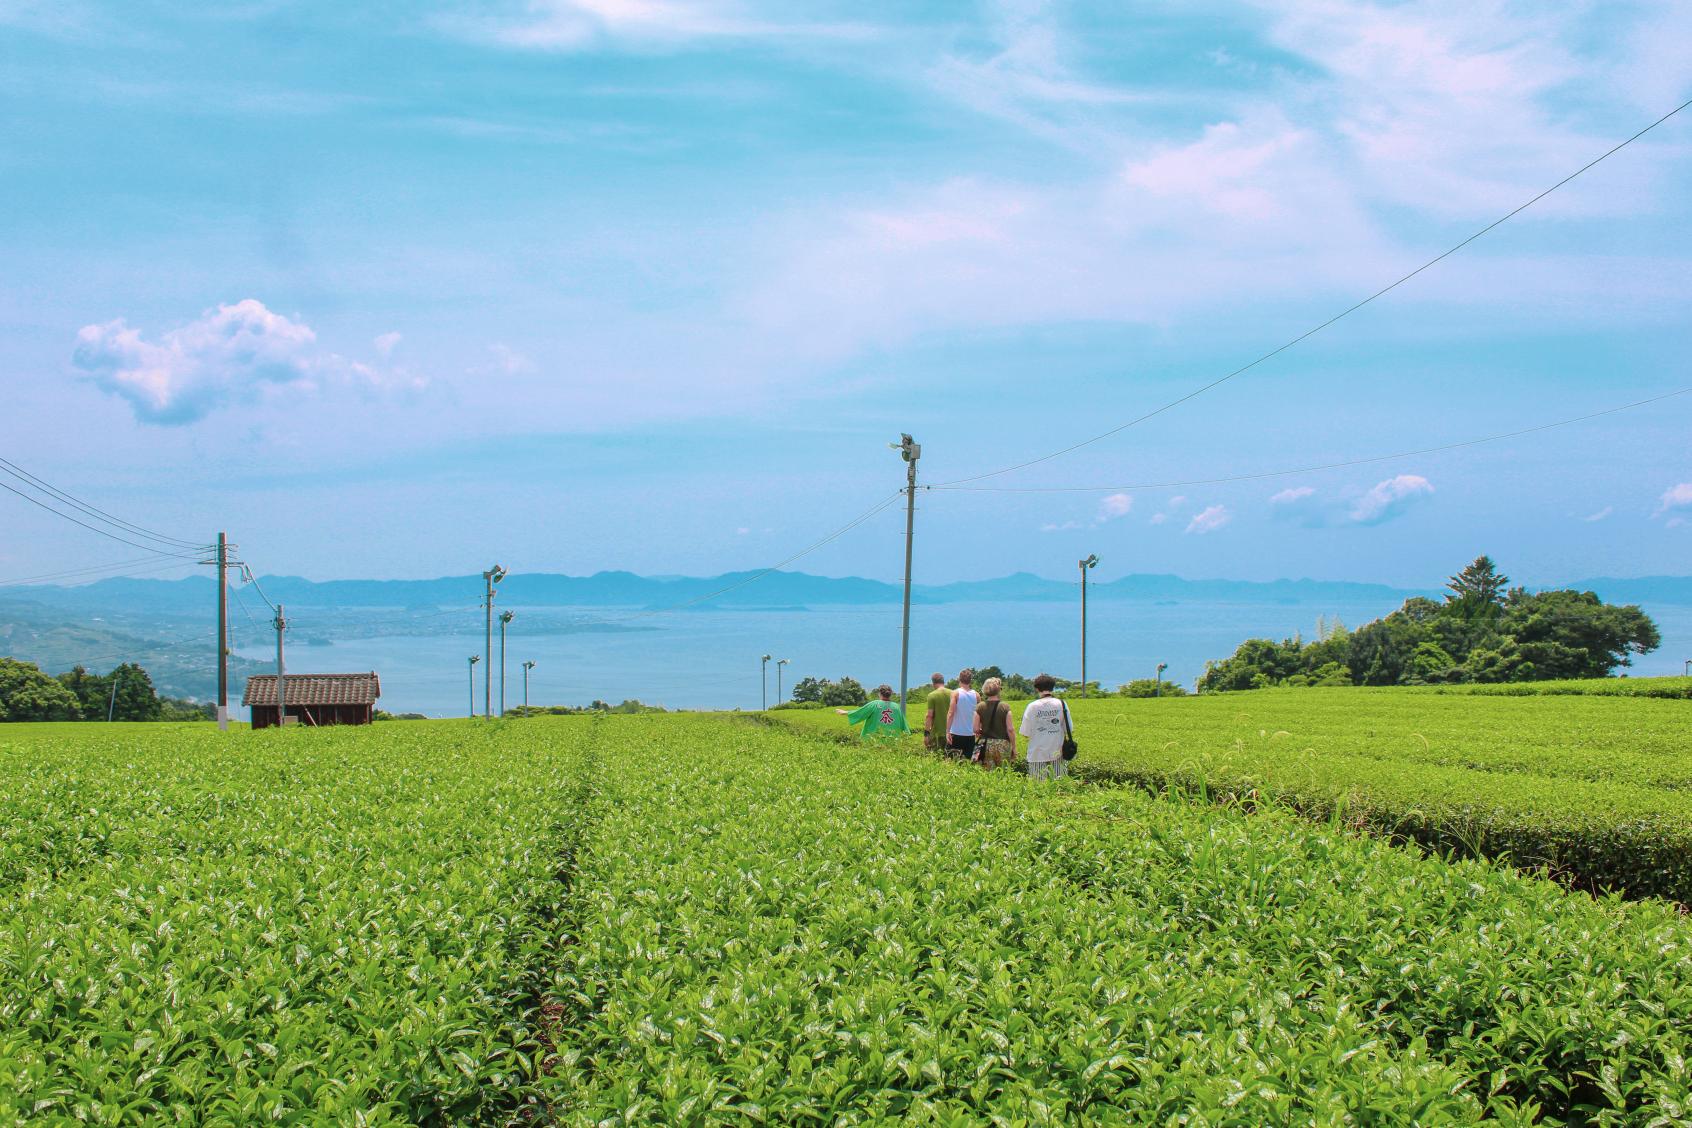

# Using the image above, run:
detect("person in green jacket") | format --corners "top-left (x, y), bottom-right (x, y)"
top-left (837, 683), bottom-right (911, 741)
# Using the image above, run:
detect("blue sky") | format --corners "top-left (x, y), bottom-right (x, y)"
top-left (1, 0), bottom-right (1689, 590)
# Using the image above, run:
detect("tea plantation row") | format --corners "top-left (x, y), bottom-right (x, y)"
top-left (0, 720), bottom-right (594, 1124)
top-left (773, 686), bottom-right (1692, 900)
top-left (9, 713), bottom-right (1692, 1123)
top-left (550, 715), bottom-right (1692, 1123)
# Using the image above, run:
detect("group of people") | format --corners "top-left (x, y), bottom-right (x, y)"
top-left (837, 668), bottom-right (1074, 780)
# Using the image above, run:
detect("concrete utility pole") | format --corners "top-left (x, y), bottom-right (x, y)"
top-left (106, 666), bottom-right (124, 722)
top-left (1079, 554), bottom-right (1098, 697)
top-left (216, 533), bottom-right (230, 730)
top-left (468, 655), bottom-right (480, 719)
top-left (523, 660), bottom-right (535, 709)
top-left (482, 564), bottom-right (506, 718)
top-left (893, 434), bottom-right (920, 711)
top-left (761, 654), bottom-right (772, 711)
top-left (777, 658), bottom-right (788, 706)
top-left (274, 603), bottom-right (288, 727)
top-left (499, 610), bottom-right (514, 716)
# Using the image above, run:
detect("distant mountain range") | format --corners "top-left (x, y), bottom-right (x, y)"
top-left (6, 569), bottom-right (1692, 615)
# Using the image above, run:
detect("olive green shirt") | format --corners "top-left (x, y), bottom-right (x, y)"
top-left (925, 687), bottom-right (951, 732)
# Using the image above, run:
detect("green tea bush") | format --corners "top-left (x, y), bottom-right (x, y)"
top-left (546, 716), bottom-right (1692, 1123)
top-left (0, 718), bottom-right (596, 1123)
top-left (769, 688), bottom-right (1692, 900)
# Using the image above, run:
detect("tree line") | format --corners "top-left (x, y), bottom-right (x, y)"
top-left (1199, 556), bottom-right (1660, 692)
top-left (0, 658), bottom-right (213, 722)
top-left (782, 667), bottom-right (1187, 707)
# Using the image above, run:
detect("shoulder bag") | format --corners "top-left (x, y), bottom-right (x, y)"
top-left (1060, 700), bottom-right (1079, 761)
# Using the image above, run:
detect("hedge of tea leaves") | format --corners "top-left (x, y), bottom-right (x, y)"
top-left (546, 715), bottom-right (1692, 1124)
top-left (0, 718), bottom-right (595, 1124)
top-left (773, 687), bottom-right (1692, 901)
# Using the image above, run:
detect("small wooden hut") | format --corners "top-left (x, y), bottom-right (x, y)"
top-left (243, 672), bottom-right (381, 729)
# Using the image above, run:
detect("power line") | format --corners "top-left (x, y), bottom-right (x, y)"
top-left (0, 556), bottom-right (200, 588)
top-left (0, 552), bottom-right (203, 587)
top-left (933, 95), bottom-right (1692, 488)
top-left (0, 479), bottom-right (209, 557)
top-left (927, 385), bottom-right (1692, 493)
top-left (0, 457), bottom-right (204, 550)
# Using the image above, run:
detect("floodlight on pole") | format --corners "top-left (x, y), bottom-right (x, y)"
top-left (1079, 554), bottom-right (1099, 698)
top-left (776, 658), bottom-right (789, 705)
top-left (522, 660), bottom-right (536, 709)
top-left (467, 655), bottom-right (480, 719)
top-left (499, 610), bottom-right (515, 716)
top-left (893, 434), bottom-right (920, 712)
top-left (1155, 662), bottom-right (1168, 698)
top-left (482, 564), bottom-right (507, 718)
top-left (761, 654), bottom-right (772, 711)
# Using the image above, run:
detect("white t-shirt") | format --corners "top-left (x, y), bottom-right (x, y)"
top-left (948, 689), bottom-right (979, 736)
top-left (1019, 695), bottom-right (1071, 762)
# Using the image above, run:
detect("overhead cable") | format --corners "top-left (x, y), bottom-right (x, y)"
top-left (0, 457), bottom-right (205, 549)
top-left (0, 479), bottom-right (208, 557)
top-left (933, 95), bottom-right (1692, 488)
top-left (0, 552), bottom-right (203, 587)
top-left (927, 385), bottom-right (1692, 493)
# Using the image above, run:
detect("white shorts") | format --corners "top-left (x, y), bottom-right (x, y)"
top-left (1027, 757), bottom-right (1068, 780)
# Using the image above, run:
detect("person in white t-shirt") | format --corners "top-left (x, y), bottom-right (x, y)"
top-left (945, 668), bottom-right (980, 761)
top-left (1018, 673), bottom-right (1071, 780)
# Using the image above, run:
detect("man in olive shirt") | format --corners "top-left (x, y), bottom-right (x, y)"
top-left (922, 673), bottom-right (950, 753)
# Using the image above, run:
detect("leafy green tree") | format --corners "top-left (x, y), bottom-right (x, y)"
top-left (1502, 589), bottom-right (1660, 678)
top-left (1446, 555), bottom-right (1509, 620)
top-left (790, 677), bottom-right (825, 704)
top-left (1118, 678), bottom-right (1187, 698)
top-left (57, 663), bottom-right (161, 721)
top-left (1406, 642), bottom-right (1457, 684)
top-left (820, 678), bottom-right (867, 707)
top-left (0, 658), bottom-right (82, 721)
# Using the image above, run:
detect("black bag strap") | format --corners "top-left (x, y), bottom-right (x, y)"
top-left (1061, 700), bottom-right (1072, 736)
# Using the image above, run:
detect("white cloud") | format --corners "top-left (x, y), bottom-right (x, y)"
top-left (1148, 512), bottom-right (1167, 526)
top-left (1583, 506), bottom-right (1613, 522)
top-left (447, 0), bottom-right (870, 51)
top-left (1040, 520), bottom-right (1081, 532)
top-left (733, 4), bottom-right (1691, 377)
top-left (1185, 505), bottom-right (1231, 535)
top-left (1657, 483), bottom-right (1692, 515)
top-left (1348, 474), bottom-right (1434, 525)
top-left (1271, 476), bottom-right (1433, 526)
top-left (736, 526), bottom-right (750, 535)
top-left (73, 299), bottom-right (419, 425)
top-left (1095, 492), bottom-right (1133, 523)
top-left (488, 343), bottom-right (537, 375)
top-left (374, 331), bottom-right (402, 358)
top-left (1167, 495), bottom-right (1187, 509)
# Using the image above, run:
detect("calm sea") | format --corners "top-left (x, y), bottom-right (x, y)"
top-left (235, 599), bottom-right (1692, 718)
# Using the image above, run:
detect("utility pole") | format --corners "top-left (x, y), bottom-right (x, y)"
top-left (499, 610), bottom-right (514, 716)
top-left (777, 658), bottom-right (788, 706)
top-left (274, 603), bottom-right (288, 728)
top-left (1078, 554), bottom-right (1098, 698)
top-left (106, 665), bottom-right (124, 722)
top-left (893, 434), bottom-right (920, 711)
top-left (523, 660), bottom-right (535, 709)
top-left (468, 655), bottom-right (480, 719)
top-left (1155, 661), bottom-right (1168, 698)
top-left (482, 564), bottom-right (506, 718)
top-left (761, 654), bottom-right (771, 711)
top-left (215, 533), bottom-right (230, 730)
